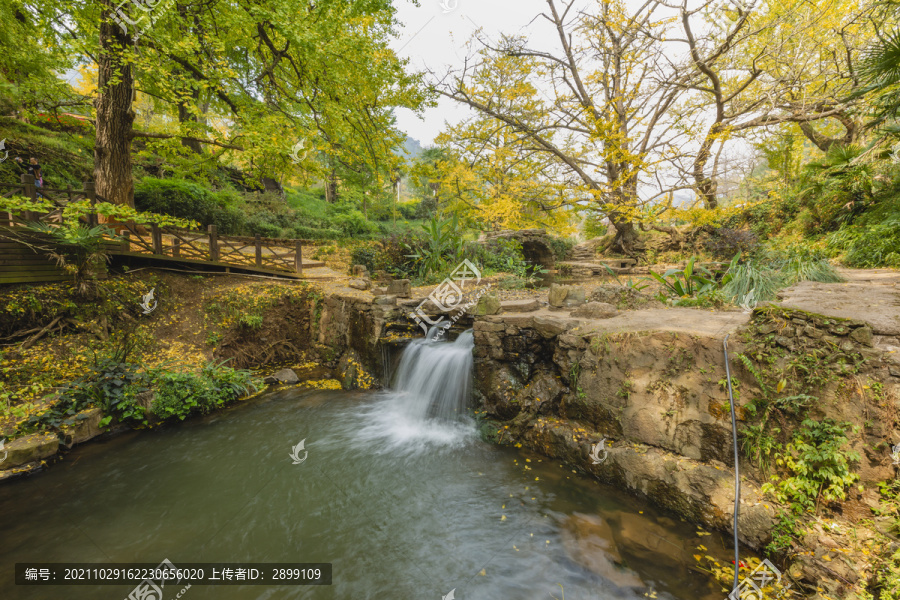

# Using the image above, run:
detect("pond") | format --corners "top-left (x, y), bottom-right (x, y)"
top-left (0, 334), bottom-right (732, 600)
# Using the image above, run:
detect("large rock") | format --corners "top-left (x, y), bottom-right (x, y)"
top-left (1, 432), bottom-right (59, 469)
top-left (387, 279), bottom-right (411, 298)
top-left (273, 368), bottom-right (300, 384)
top-left (348, 278), bottom-right (370, 291)
top-left (351, 265), bottom-right (370, 279)
top-left (570, 302), bottom-right (618, 319)
top-left (549, 283), bottom-right (569, 307)
top-left (62, 408), bottom-right (106, 445)
top-left (474, 294), bottom-right (501, 316)
top-left (532, 315), bottom-right (568, 339)
top-left (500, 299), bottom-right (539, 313)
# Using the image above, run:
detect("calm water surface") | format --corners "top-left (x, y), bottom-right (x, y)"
top-left (0, 386), bottom-right (731, 600)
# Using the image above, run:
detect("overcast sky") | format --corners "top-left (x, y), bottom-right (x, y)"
top-left (389, 0), bottom-right (557, 146)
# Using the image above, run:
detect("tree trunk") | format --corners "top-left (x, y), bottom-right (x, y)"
top-left (94, 6), bottom-right (136, 207)
top-left (798, 117), bottom-right (859, 153)
top-left (693, 124), bottom-right (721, 210)
top-left (325, 168), bottom-right (338, 203)
top-left (178, 99), bottom-right (203, 155)
top-left (611, 219), bottom-right (640, 255)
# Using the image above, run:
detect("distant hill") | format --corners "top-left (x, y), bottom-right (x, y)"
top-left (400, 135), bottom-right (424, 160)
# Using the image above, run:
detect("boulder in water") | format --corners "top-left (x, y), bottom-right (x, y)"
top-left (559, 513), bottom-right (644, 589)
top-left (273, 368), bottom-right (300, 384)
top-left (1, 432), bottom-right (59, 469)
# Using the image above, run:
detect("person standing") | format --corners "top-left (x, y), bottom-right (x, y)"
top-left (13, 157), bottom-right (43, 197)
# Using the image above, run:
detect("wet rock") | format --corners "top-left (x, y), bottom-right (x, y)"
top-left (264, 375), bottom-right (278, 385)
top-left (570, 302), bottom-right (618, 319)
top-left (518, 369), bottom-right (566, 414)
top-left (348, 278), bottom-right (370, 291)
top-left (478, 363), bottom-right (524, 420)
top-left (387, 279), bottom-right (411, 298)
top-left (500, 299), bottom-right (539, 313)
top-left (612, 511), bottom-right (688, 565)
top-left (1, 433), bottom-right (58, 469)
top-left (560, 513), bottom-right (644, 589)
top-left (273, 368), bottom-right (300, 384)
top-left (474, 294), bottom-right (501, 316)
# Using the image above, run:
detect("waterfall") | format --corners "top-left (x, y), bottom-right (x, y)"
top-left (391, 329), bottom-right (474, 421)
top-left (344, 329), bottom-right (475, 453)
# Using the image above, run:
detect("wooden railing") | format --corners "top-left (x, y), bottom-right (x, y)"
top-left (119, 223), bottom-right (307, 274)
top-left (2, 175), bottom-right (319, 276)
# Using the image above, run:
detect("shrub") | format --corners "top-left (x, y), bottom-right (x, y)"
top-left (331, 210), bottom-right (380, 237)
top-left (705, 227), bottom-right (760, 259)
top-left (150, 362), bottom-right (257, 420)
top-left (546, 236), bottom-right (576, 261)
top-left (135, 177), bottom-right (245, 233)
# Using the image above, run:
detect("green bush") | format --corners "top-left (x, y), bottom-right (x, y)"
top-left (331, 209), bottom-right (380, 237)
top-left (828, 196), bottom-right (900, 268)
top-left (150, 362), bottom-right (258, 420)
top-left (546, 236), bottom-right (576, 261)
top-left (135, 177), bottom-right (245, 233)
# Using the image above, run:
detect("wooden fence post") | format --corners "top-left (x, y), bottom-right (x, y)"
top-left (208, 225), bottom-right (219, 262)
top-left (21, 174), bottom-right (36, 222)
top-left (254, 234), bottom-right (262, 267)
top-left (83, 181), bottom-right (97, 227)
top-left (172, 237), bottom-right (181, 258)
top-left (294, 241), bottom-right (303, 274)
top-left (151, 224), bottom-right (163, 255)
top-left (121, 230), bottom-right (131, 252)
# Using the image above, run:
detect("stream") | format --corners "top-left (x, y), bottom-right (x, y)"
top-left (0, 332), bottom-right (731, 600)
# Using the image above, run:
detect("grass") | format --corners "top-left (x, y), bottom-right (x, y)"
top-left (721, 249), bottom-right (844, 307)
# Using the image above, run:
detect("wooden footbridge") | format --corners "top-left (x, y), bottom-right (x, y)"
top-left (0, 176), bottom-right (327, 285)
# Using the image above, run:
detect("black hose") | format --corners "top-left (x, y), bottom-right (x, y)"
top-left (723, 333), bottom-right (741, 592)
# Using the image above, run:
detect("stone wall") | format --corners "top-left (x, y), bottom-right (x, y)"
top-left (471, 305), bottom-right (899, 555)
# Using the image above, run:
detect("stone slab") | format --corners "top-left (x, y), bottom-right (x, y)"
top-left (500, 299), bottom-right (540, 313)
top-left (777, 271), bottom-right (900, 335)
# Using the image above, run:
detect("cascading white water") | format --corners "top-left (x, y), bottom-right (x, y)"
top-left (341, 329), bottom-right (475, 453)
top-left (390, 329), bottom-right (474, 421)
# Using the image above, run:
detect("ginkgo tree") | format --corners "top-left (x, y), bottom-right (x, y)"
top-left (5, 0), bottom-right (428, 207)
top-left (429, 50), bottom-right (577, 233)
top-left (437, 0), bottom-right (694, 253)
